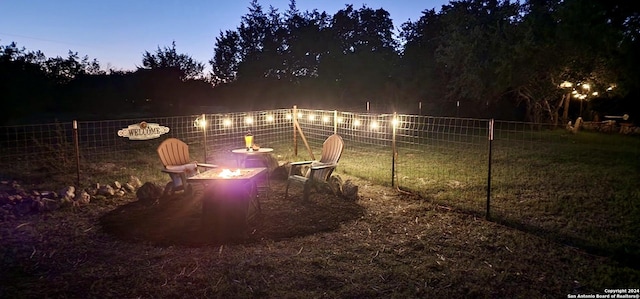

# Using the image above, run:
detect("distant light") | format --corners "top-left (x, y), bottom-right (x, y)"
top-left (286, 114), bottom-right (292, 120)
top-left (322, 115), bottom-right (330, 123)
top-left (336, 117), bottom-right (343, 123)
top-left (297, 112), bottom-right (303, 119)
top-left (560, 81), bottom-right (573, 88)
top-left (245, 116), bottom-right (254, 125)
top-left (222, 118), bottom-right (232, 127)
top-left (266, 115), bottom-right (274, 122)
top-left (194, 116), bottom-right (206, 128)
top-left (391, 118), bottom-right (399, 127)
top-left (370, 120), bottom-right (379, 130)
top-left (308, 114), bottom-right (315, 121)
top-left (353, 119), bottom-right (361, 127)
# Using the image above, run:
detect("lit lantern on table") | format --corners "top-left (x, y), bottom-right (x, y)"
top-left (244, 131), bottom-right (253, 151)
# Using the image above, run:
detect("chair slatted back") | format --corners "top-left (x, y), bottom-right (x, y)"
top-left (320, 134), bottom-right (344, 164)
top-left (157, 138), bottom-right (191, 167)
top-left (310, 134), bottom-right (344, 181)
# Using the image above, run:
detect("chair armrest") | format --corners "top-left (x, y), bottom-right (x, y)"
top-left (310, 163), bottom-right (336, 170)
top-left (196, 163), bottom-right (218, 169)
top-left (290, 160), bottom-right (315, 166)
top-left (162, 168), bottom-right (185, 174)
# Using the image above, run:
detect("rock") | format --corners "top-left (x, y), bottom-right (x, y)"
top-left (327, 175), bottom-right (343, 195)
top-left (60, 186), bottom-right (76, 200)
top-left (342, 179), bottom-right (358, 200)
top-left (136, 182), bottom-right (162, 202)
top-left (98, 185), bottom-right (115, 197)
top-left (113, 181), bottom-right (122, 190)
top-left (115, 190), bottom-right (126, 197)
top-left (76, 190), bottom-right (91, 204)
top-left (123, 183), bottom-right (135, 193)
top-left (129, 176), bottom-right (143, 188)
top-left (41, 191), bottom-right (56, 198)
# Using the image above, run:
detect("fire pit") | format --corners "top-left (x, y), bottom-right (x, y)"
top-left (187, 167), bottom-right (267, 240)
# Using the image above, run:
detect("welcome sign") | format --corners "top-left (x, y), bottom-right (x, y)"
top-left (117, 121), bottom-right (170, 140)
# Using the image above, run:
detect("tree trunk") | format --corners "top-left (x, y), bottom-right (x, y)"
top-left (562, 93), bottom-right (570, 125)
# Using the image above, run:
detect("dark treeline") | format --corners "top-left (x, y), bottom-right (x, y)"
top-left (1, 0), bottom-right (638, 125)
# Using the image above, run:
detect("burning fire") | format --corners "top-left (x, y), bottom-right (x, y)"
top-left (218, 169), bottom-right (242, 178)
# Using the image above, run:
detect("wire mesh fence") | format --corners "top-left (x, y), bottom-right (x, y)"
top-left (1, 107), bottom-right (638, 222)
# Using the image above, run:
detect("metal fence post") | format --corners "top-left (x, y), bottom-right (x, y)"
top-left (202, 114), bottom-right (207, 163)
top-left (73, 120), bottom-right (80, 187)
top-left (293, 105), bottom-right (298, 156)
top-left (392, 112), bottom-right (397, 188)
top-left (486, 118), bottom-right (494, 220)
top-left (333, 110), bottom-right (338, 134)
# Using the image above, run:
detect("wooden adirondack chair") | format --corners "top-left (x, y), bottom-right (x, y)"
top-left (157, 138), bottom-right (217, 196)
top-left (285, 134), bottom-right (344, 200)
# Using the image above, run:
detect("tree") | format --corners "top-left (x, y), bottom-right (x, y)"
top-left (141, 41), bottom-right (205, 80)
top-left (210, 30), bottom-right (241, 84)
top-left (0, 42), bottom-right (53, 123)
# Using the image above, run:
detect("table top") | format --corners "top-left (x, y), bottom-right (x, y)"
top-left (231, 148), bottom-right (274, 154)
top-left (187, 167), bottom-right (267, 182)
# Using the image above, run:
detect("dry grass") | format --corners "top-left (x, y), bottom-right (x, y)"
top-left (1, 175), bottom-right (638, 298)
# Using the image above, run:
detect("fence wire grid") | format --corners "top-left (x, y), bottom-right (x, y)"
top-left (1, 107), bottom-right (638, 225)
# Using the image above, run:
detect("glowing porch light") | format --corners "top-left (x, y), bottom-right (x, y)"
top-left (322, 115), bottom-right (330, 123)
top-left (353, 119), bottom-right (361, 127)
top-left (245, 116), bottom-right (254, 125)
top-left (222, 118), bottom-right (232, 127)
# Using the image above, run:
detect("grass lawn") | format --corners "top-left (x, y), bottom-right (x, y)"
top-left (1, 129), bottom-right (639, 297)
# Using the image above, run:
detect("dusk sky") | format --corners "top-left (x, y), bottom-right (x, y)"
top-left (0, 0), bottom-right (448, 72)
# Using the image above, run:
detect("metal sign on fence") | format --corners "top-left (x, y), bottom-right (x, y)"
top-left (117, 121), bottom-right (170, 140)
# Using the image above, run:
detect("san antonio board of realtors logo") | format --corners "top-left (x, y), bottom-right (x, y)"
top-left (118, 121), bottom-right (170, 140)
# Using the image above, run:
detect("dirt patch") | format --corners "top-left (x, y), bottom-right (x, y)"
top-left (100, 179), bottom-right (365, 246)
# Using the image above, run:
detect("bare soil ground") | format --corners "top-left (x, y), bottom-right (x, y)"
top-left (1, 175), bottom-right (638, 298)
